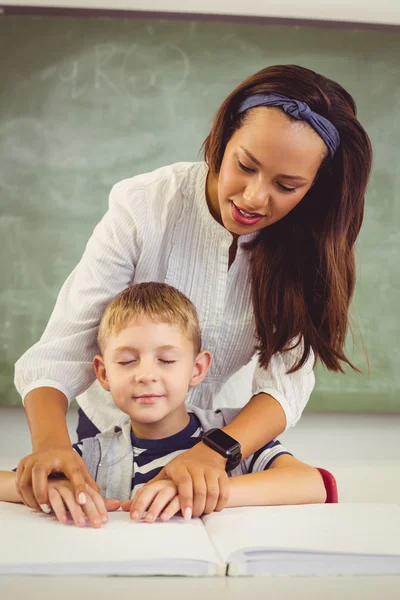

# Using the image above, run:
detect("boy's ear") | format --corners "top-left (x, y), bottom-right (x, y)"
top-left (93, 355), bottom-right (110, 392)
top-left (189, 350), bottom-right (212, 388)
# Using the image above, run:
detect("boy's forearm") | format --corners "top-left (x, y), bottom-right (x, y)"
top-left (24, 388), bottom-right (71, 452)
top-left (222, 393), bottom-right (287, 458)
top-left (0, 472), bottom-right (23, 503)
top-left (227, 467), bottom-right (326, 507)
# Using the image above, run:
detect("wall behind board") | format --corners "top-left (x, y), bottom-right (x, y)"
top-left (0, 15), bottom-right (399, 411)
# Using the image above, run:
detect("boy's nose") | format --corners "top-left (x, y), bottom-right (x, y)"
top-left (135, 370), bottom-right (158, 383)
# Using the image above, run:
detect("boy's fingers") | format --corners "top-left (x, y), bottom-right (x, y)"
top-left (145, 488), bottom-right (177, 522)
top-left (121, 499), bottom-right (133, 512)
top-left (48, 488), bottom-right (68, 524)
top-left (80, 495), bottom-right (104, 528)
top-left (160, 497), bottom-right (181, 521)
top-left (103, 498), bottom-right (121, 512)
top-left (59, 487), bottom-right (86, 527)
top-left (130, 487), bottom-right (158, 520)
top-left (86, 484), bottom-right (114, 523)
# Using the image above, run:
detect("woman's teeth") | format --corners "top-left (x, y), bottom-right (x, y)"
top-left (238, 207), bottom-right (259, 218)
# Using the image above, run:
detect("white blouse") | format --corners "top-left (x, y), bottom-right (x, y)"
top-left (14, 162), bottom-right (315, 432)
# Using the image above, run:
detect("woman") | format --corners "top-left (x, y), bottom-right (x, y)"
top-left (14, 64), bottom-right (372, 518)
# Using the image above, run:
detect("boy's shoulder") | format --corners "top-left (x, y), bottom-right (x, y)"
top-left (186, 404), bottom-right (242, 430)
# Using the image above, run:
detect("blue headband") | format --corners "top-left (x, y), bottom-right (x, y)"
top-left (238, 93), bottom-right (340, 158)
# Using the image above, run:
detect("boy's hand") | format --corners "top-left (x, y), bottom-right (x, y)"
top-left (121, 480), bottom-right (181, 522)
top-left (46, 480), bottom-right (120, 527)
top-left (146, 442), bottom-right (230, 518)
top-left (16, 448), bottom-right (100, 512)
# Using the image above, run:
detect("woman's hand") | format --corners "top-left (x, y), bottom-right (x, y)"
top-left (121, 480), bottom-right (181, 522)
top-left (46, 480), bottom-right (120, 527)
top-left (15, 447), bottom-right (100, 512)
top-left (145, 442), bottom-right (230, 518)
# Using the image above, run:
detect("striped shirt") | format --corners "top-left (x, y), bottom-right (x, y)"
top-left (14, 161), bottom-right (315, 433)
top-left (73, 413), bottom-right (291, 495)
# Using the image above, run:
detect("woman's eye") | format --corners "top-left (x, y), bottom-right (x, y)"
top-left (237, 159), bottom-right (255, 174)
top-left (118, 360), bottom-right (135, 366)
top-left (277, 183), bottom-right (296, 193)
top-left (159, 359), bottom-right (176, 364)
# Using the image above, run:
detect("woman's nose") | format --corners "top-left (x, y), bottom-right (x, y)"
top-left (244, 179), bottom-right (270, 210)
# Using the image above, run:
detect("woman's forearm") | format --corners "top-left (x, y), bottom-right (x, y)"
top-left (24, 388), bottom-right (71, 452)
top-left (227, 467), bottom-right (326, 507)
top-left (222, 393), bottom-right (287, 458)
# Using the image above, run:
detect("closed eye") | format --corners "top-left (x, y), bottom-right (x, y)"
top-left (237, 159), bottom-right (255, 174)
top-left (159, 359), bottom-right (176, 364)
top-left (118, 360), bottom-right (136, 366)
top-left (277, 183), bottom-right (296, 193)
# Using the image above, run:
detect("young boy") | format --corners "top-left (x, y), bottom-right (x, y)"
top-left (0, 283), bottom-right (326, 527)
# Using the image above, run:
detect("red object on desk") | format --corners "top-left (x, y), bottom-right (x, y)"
top-left (316, 468), bottom-right (338, 503)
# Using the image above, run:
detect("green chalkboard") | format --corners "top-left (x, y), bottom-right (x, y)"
top-left (0, 15), bottom-right (399, 411)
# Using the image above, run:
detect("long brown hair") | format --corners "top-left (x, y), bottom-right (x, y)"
top-left (203, 65), bottom-right (372, 373)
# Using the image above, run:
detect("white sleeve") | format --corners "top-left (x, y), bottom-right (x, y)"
top-left (14, 179), bottom-right (142, 404)
top-left (251, 338), bottom-right (315, 431)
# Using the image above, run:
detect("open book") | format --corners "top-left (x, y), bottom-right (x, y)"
top-left (1, 502), bottom-right (400, 576)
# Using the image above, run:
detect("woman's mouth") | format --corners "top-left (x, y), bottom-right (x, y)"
top-left (231, 202), bottom-right (264, 226)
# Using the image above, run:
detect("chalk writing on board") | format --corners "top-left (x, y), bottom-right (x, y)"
top-left (56, 41), bottom-right (190, 100)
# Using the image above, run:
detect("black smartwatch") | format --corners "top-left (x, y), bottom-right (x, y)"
top-left (202, 428), bottom-right (242, 472)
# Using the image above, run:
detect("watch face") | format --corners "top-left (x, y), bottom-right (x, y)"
top-left (207, 429), bottom-right (239, 454)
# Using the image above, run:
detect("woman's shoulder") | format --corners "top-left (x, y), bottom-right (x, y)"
top-left (109, 161), bottom-right (207, 208)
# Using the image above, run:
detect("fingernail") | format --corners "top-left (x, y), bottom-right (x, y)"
top-left (78, 493), bottom-right (87, 505)
top-left (102, 515), bottom-right (108, 523)
top-left (146, 514), bottom-right (154, 522)
top-left (184, 507), bottom-right (192, 520)
top-left (40, 504), bottom-right (51, 514)
top-left (132, 511), bottom-right (139, 520)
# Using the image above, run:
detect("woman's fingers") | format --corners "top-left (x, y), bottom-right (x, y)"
top-left (191, 474), bottom-right (207, 518)
top-left (169, 467), bottom-right (193, 520)
top-left (15, 449), bottom-right (99, 512)
top-left (31, 462), bottom-right (53, 512)
top-left (16, 459), bottom-right (42, 511)
top-left (61, 463), bottom-right (91, 506)
top-left (214, 472), bottom-right (230, 512)
top-left (202, 471), bottom-right (221, 515)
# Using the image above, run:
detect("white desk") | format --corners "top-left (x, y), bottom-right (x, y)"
top-left (1, 574), bottom-right (400, 600)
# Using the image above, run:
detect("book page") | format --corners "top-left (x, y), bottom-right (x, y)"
top-left (202, 504), bottom-right (400, 563)
top-left (0, 502), bottom-right (221, 575)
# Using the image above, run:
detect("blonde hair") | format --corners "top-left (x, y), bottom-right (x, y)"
top-left (98, 282), bottom-right (201, 354)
